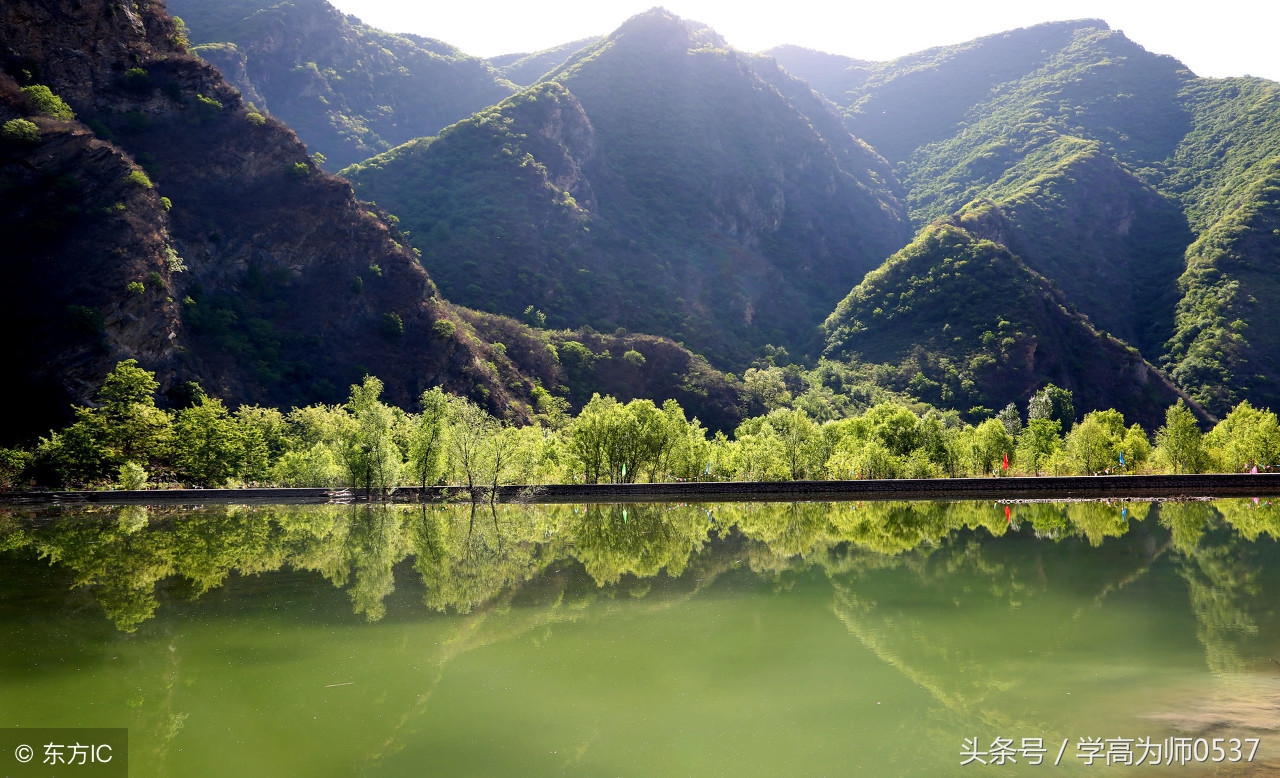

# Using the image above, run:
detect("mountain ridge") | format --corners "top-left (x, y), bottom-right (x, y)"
top-left (345, 8), bottom-right (911, 369)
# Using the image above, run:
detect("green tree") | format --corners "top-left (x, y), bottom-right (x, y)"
top-left (1, 118), bottom-right (40, 144)
top-left (1064, 412), bottom-right (1120, 475)
top-left (341, 376), bottom-right (403, 496)
top-left (446, 395), bottom-right (498, 493)
top-left (996, 402), bottom-right (1022, 437)
top-left (975, 418), bottom-right (1015, 474)
top-left (564, 393), bottom-right (614, 484)
top-left (1117, 424), bottom-right (1152, 472)
top-left (0, 448), bottom-right (33, 491)
top-left (764, 407), bottom-right (818, 480)
top-left (235, 405), bottom-right (289, 483)
top-left (174, 395), bottom-right (245, 486)
top-left (408, 387), bottom-right (450, 489)
top-left (1028, 384), bottom-right (1075, 432)
top-left (1015, 418), bottom-right (1062, 474)
top-left (1204, 401), bottom-right (1280, 472)
top-left (117, 462), bottom-right (148, 490)
top-left (1154, 400), bottom-right (1208, 474)
top-left (742, 366), bottom-right (792, 413)
top-left (36, 360), bottom-right (174, 485)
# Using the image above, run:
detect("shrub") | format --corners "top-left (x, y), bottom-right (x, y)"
top-left (124, 169), bottom-right (153, 189)
top-left (123, 67), bottom-right (150, 91)
top-left (147, 271), bottom-right (164, 288)
top-left (381, 312), bottom-right (404, 338)
top-left (160, 196), bottom-right (172, 211)
top-left (289, 162), bottom-right (310, 179)
top-left (164, 245), bottom-right (186, 272)
top-left (86, 118), bottom-right (115, 141)
top-left (432, 319), bottom-right (456, 339)
top-left (623, 349), bottom-right (646, 367)
top-left (117, 461), bottom-right (148, 490)
top-left (21, 85), bottom-right (74, 120)
top-left (122, 111), bottom-right (150, 133)
top-left (127, 281), bottom-right (145, 296)
top-left (66, 304), bottom-right (104, 334)
top-left (246, 111), bottom-right (266, 127)
top-left (1, 118), bottom-right (40, 144)
top-left (0, 448), bottom-right (32, 491)
top-left (193, 93), bottom-right (223, 123)
top-left (523, 305), bottom-right (547, 328)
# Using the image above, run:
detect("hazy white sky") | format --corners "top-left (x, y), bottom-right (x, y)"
top-left (327, 0), bottom-right (1279, 81)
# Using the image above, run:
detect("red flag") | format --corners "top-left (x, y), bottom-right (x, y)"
top-left (1002, 452), bottom-right (1009, 471)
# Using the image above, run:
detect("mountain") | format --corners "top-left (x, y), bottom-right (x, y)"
top-left (0, 0), bottom-right (536, 442)
top-left (345, 9), bottom-right (911, 369)
top-left (167, 0), bottom-right (517, 169)
top-left (772, 23), bottom-right (1280, 417)
top-left (822, 221), bottom-right (1196, 428)
top-left (1158, 79), bottom-right (1280, 414)
top-left (1164, 157), bottom-right (1280, 414)
top-left (488, 37), bottom-right (601, 86)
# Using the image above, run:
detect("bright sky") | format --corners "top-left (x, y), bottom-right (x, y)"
top-left (327, 0), bottom-right (1279, 82)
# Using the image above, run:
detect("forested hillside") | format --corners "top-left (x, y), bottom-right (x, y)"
top-left (167, 0), bottom-right (517, 168)
top-left (822, 221), bottom-right (1193, 428)
top-left (771, 22), bottom-right (1280, 418)
top-left (346, 9), bottom-right (910, 369)
top-left (5, 2), bottom-right (1279, 449)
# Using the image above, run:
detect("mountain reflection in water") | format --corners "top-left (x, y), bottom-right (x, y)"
top-left (3, 499), bottom-right (1280, 774)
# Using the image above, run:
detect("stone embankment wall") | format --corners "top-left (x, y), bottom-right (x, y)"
top-left (6, 474), bottom-right (1280, 505)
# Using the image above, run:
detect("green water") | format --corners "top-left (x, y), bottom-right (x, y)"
top-left (2, 500), bottom-right (1279, 776)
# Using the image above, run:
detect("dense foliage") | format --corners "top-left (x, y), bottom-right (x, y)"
top-left (822, 223), bottom-right (1192, 428)
top-left (773, 23), bottom-right (1280, 422)
top-left (5, 361), bottom-right (1271, 494)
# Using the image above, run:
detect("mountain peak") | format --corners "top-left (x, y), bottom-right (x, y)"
top-left (609, 7), bottom-right (727, 50)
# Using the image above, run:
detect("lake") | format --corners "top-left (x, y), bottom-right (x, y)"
top-left (2, 499), bottom-right (1278, 775)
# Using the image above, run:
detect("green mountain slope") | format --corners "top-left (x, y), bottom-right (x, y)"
top-left (1155, 79), bottom-right (1280, 414)
top-left (953, 145), bottom-right (1190, 356)
top-left (168, 0), bottom-right (516, 169)
top-left (1164, 160), bottom-right (1280, 413)
top-left (346, 9), bottom-right (910, 369)
top-left (1159, 78), bottom-right (1280, 233)
top-left (769, 21), bottom-right (1097, 166)
top-left (0, 0), bottom-right (533, 440)
top-left (822, 222), bottom-right (1196, 428)
top-left (776, 24), bottom-right (1280, 418)
top-left (0, 0), bottom-right (754, 443)
top-left (488, 38), bottom-right (601, 86)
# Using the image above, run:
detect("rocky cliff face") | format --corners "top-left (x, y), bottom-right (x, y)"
top-left (0, 0), bottom-right (530, 442)
top-left (170, 0), bottom-right (518, 169)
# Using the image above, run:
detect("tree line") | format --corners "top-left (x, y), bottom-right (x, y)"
top-left (1, 361), bottom-right (1276, 493)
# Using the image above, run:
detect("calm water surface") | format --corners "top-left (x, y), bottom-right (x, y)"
top-left (2, 500), bottom-right (1279, 776)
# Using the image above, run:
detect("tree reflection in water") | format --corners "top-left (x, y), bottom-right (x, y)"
top-left (4, 500), bottom-right (1280, 632)
top-left (6, 497), bottom-right (1280, 741)
top-left (7, 499), bottom-right (1280, 767)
